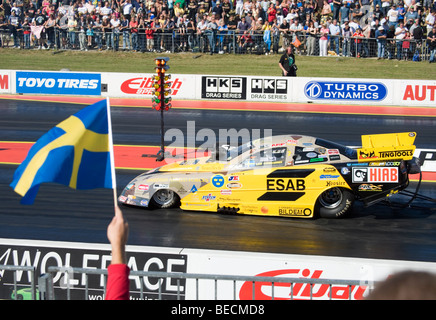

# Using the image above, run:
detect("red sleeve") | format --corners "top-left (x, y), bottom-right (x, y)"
top-left (105, 264), bottom-right (130, 300)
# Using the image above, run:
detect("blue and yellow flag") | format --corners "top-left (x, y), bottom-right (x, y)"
top-left (10, 99), bottom-right (114, 204)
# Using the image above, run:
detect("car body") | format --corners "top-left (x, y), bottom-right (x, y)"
top-left (118, 132), bottom-right (420, 218)
top-left (11, 288), bottom-right (39, 300)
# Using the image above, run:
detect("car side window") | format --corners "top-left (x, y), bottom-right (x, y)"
top-left (239, 147), bottom-right (287, 168)
top-left (293, 146), bottom-right (328, 165)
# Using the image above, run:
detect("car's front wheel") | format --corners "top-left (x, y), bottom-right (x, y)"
top-left (150, 189), bottom-right (180, 208)
top-left (317, 187), bottom-right (354, 218)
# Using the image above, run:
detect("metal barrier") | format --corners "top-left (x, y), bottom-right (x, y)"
top-left (0, 265), bottom-right (37, 300)
top-left (0, 27), bottom-right (432, 61)
top-left (35, 265), bottom-right (372, 300)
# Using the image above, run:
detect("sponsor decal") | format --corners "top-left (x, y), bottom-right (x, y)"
top-left (358, 184), bottom-right (383, 191)
top-left (328, 149), bottom-right (340, 155)
top-left (358, 150), bottom-right (377, 160)
top-left (226, 182), bottom-right (242, 189)
top-left (120, 77), bottom-right (182, 95)
top-left (304, 81), bottom-right (387, 101)
top-left (201, 76), bottom-right (247, 100)
top-left (319, 174), bottom-right (340, 180)
top-left (359, 149), bottom-right (414, 160)
top-left (16, 71), bottom-right (101, 95)
top-left (278, 207), bottom-right (312, 216)
top-left (202, 194), bottom-right (216, 201)
top-left (138, 184), bottom-right (149, 191)
top-left (341, 167), bottom-right (350, 175)
top-left (352, 167), bottom-right (398, 183)
top-left (154, 183), bottom-right (169, 189)
top-left (228, 176), bottom-right (239, 181)
top-left (239, 269), bottom-right (367, 300)
top-left (211, 175), bottom-right (225, 188)
top-left (378, 150), bottom-right (414, 159)
top-left (266, 179), bottom-right (306, 191)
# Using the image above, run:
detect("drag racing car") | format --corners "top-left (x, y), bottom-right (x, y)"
top-left (118, 132), bottom-right (421, 218)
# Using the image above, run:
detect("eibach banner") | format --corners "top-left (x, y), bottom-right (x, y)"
top-left (101, 73), bottom-right (196, 99)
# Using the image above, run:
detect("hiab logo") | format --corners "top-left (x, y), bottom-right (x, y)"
top-left (239, 269), bottom-right (368, 300)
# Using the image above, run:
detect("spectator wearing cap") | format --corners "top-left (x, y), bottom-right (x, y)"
top-left (373, 4), bottom-right (384, 21)
top-left (405, 5), bottom-right (419, 22)
top-left (375, 24), bottom-right (387, 58)
top-left (394, 20), bottom-right (407, 59)
top-left (212, 1), bottom-right (223, 19)
top-left (387, 3), bottom-right (399, 28)
top-left (397, 2), bottom-right (406, 24)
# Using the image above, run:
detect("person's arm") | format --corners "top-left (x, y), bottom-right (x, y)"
top-left (105, 206), bottom-right (130, 300)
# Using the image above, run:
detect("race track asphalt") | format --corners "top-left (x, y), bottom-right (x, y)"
top-left (1, 98), bottom-right (436, 263)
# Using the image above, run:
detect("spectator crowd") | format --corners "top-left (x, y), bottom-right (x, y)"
top-left (0, 0), bottom-right (435, 61)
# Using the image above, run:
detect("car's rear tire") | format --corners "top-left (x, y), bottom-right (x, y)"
top-left (150, 189), bottom-right (180, 208)
top-left (317, 188), bottom-right (354, 218)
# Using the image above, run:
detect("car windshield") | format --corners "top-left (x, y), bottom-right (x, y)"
top-left (315, 138), bottom-right (357, 159)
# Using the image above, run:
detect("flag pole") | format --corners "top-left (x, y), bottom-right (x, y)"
top-left (106, 97), bottom-right (118, 212)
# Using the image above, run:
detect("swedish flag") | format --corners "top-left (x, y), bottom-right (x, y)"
top-left (10, 99), bottom-right (114, 204)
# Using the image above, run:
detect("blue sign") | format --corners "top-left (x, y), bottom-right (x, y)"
top-left (16, 71), bottom-right (101, 95)
top-left (211, 175), bottom-right (225, 188)
top-left (304, 81), bottom-right (387, 101)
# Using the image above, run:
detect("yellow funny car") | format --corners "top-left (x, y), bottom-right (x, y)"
top-left (118, 132), bottom-right (421, 218)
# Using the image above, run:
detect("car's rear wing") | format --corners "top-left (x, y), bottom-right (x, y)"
top-left (357, 132), bottom-right (416, 162)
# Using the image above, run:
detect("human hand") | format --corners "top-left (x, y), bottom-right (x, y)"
top-left (107, 206), bottom-right (129, 264)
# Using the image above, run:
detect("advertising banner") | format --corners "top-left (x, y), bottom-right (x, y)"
top-left (16, 71), bottom-right (101, 95)
top-left (0, 239), bottom-right (187, 300)
top-left (395, 80), bottom-right (436, 106)
top-left (0, 71), bottom-right (11, 93)
top-left (101, 72), bottom-right (196, 100)
top-left (294, 77), bottom-right (393, 105)
top-left (201, 76), bottom-right (247, 100)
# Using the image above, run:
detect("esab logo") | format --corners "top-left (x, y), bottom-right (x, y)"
top-left (352, 167), bottom-right (398, 183)
top-left (266, 179), bottom-right (306, 191)
top-left (304, 81), bottom-right (387, 101)
top-left (201, 76), bottom-right (246, 100)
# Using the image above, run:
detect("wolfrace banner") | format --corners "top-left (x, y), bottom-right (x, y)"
top-left (0, 240), bottom-right (187, 300)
